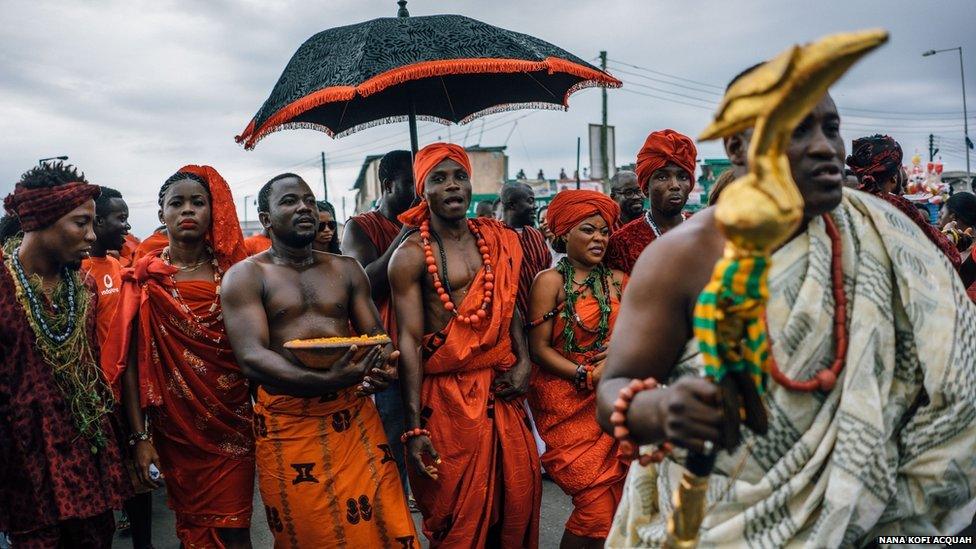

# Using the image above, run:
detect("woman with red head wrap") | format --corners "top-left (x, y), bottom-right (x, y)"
top-left (390, 143), bottom-right (542, 548)
top-left (605, 129), bottom-right (697, 274)
top-left (103, 165), bottom-right (254, 548)
top-left (526, 190), bottom-right (629, 548)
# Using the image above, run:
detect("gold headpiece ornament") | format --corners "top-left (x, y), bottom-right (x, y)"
top-left (666, 29), bottom-right (888, 548)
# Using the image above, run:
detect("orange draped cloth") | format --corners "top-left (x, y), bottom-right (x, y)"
top-left (528, 278), bottom-right (629, 538)
top-left (349, 210), bottom-right (401, 338)
top-left (133, 231), bottom-right (168, 262)
top-left (243, 234), bottom-right (272, 256)
top-left (253, 387), bottom-right (419, 547)
top-left (410, 218), bottom-right (542, 549)
top-left (119, 234), bottom-right (140, 268)
top-left (103, 252), bottom-right (255, 547)
top-left (80, 255), bottom-right (121, 347)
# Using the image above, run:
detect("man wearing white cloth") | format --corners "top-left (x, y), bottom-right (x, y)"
top-left (596, 81), bottom-right (976, 546)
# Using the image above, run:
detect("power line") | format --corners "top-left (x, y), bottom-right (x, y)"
top-left (839, 106), bottom-right (968, 118)
top-left (607, 58), bottom-right (725, 90)
top-left (607, 65), bottom-right (724, 97)
top-left (618, 78), bottom-right (719, 105)
top-left (617, 87), bottom-right (716, 112)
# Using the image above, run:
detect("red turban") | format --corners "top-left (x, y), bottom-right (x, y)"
top-left (635, 129), bottom-right (697, 194)
top-left (546, 190), bottom-right (620, 237)
top-left (172, 165), bottom-right (246, 273)
top-left (4, 181), bottom-right (101, 232)
top-left (398, 143), bottom-right (472, 227)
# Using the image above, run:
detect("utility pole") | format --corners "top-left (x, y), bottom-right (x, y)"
top-left (599, 50), bottom-right (609, 187)
top-left (929, 134), bottom-right (939, 162)
top-left (923, 47), bottom-right (970, 172)
top-left (576, 137), bottom-right (582, 190)
top-left (321, 152), bottom-right (328, 201)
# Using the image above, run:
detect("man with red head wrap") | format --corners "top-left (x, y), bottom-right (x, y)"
top-left (103, 165), bottom-right (255, 548)
top-left (390, 143), bottom-right (542, 548)
top-left (1, 162), bottom-right (130, 547)
top-left (526, 190), bottom-right (628, 548)
top-left (605, 129), bottom-right (697, 273)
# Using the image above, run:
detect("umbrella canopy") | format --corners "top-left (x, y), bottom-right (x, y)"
top-left (236, 13), bottom-right (620, 150)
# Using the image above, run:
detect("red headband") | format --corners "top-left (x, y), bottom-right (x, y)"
top-left (4, 181), bottom-right (101, 232)
top-left (546, 190), bottom-right (620, 237)
top-left (635, 129), bottom-right (697, 194)
top-left (398, 143), bottom-right (472, 227)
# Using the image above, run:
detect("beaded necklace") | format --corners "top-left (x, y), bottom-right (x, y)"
top-left (767, 214), bottom-right (847, 392)
top-left (3, 237), bottom-right (112, 451)
top-left (10, 247), bottom-right (77, 343)
top-left (643, 210), bottom-right (662, 237)
top-left (162, 246), bottom-right (223, 327)
top-left (555, 257), bottom-right (612, 355)
top-left (420, 219), bottom-right (493, 327)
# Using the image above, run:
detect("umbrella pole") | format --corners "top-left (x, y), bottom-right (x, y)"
top-left (409, 100), bottom-right (419, 155)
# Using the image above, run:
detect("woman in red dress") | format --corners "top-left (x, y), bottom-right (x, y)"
top-left (526, 189), bottom-right (628, 549)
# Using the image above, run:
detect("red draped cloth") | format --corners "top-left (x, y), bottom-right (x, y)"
top-left (243, 234), bottom-right (271, 256)
top-left (514, 226), bottom-right (552, 318)
top-left (605, 217), bottom-right (656, 274)
top-left (0, 254), bottom-right (130, 537)
top-left (349, 210), bottom-right (401, 339)
top-left (409, 218), bottom-right (542, 548)
top-left (528, 278), bottom-right (628, 538)
top-left (133, 231), bottom-right (168, 263)
top-left (119, 234), bottom-right (140, 268)
top-left (104, 251), bottom-right (254, 546)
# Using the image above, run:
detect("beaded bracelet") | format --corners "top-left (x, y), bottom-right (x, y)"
top-left (128, 431), bottom-right (151, 446)
top-left (574, 363), bottom-right (594, 392)
top-left (609, 377), bottom-right (673, 466)
top-left (400, 427), bottom-right (432, 444)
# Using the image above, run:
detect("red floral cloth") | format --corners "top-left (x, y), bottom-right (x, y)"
top-left (604, 217), bottom-right (656, 274)
top-left (0, 253), bottom-right (130, 534)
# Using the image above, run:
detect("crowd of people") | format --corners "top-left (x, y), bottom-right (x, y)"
top-left (2, 56), bottom-right (976, 549)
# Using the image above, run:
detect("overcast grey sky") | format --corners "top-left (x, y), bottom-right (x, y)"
top-left (2, 0), bottom-right (975, 236)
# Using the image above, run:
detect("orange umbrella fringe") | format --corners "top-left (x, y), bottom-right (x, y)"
top-left (238, 56), bottom-right (620, 149)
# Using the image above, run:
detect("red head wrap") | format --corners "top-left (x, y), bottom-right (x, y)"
top-left (169, 165), bottom-right (246, 272)
top-left (546, 190), bottom-right (620, 237)
top-left (845, 134), bottom-right (903, 194)
top-left (4, 181), bottom-right (101, 232)
top-left (398, 143), bottom-right (472, 227)
top-left (635, 129), bottom-right (697, 194)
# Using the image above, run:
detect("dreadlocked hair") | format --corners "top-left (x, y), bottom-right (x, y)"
top-left (19, 161), bottom-right (87, 189)
top-left (0, 214), bottom-right (22, 244)
top-left (158, 171), bottom-right (209, 206)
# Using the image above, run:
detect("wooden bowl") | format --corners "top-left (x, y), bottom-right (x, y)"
top-left (284, 334), bottom-right (391, 370)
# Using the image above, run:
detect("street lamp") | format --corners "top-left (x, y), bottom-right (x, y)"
top-left (923, 47), bottom-right (970, 173)
top-left (38, 155), bottom-right (68, 166)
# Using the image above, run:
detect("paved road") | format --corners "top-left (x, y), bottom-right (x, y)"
top-left (113, 478), bottom-right (572, 548)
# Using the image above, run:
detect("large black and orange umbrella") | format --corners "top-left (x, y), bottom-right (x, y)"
top-left (235, 1), bottom-right (620, 153)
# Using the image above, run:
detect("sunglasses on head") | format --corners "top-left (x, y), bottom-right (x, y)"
top-left (318, 220), bottom-right (337, 232)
